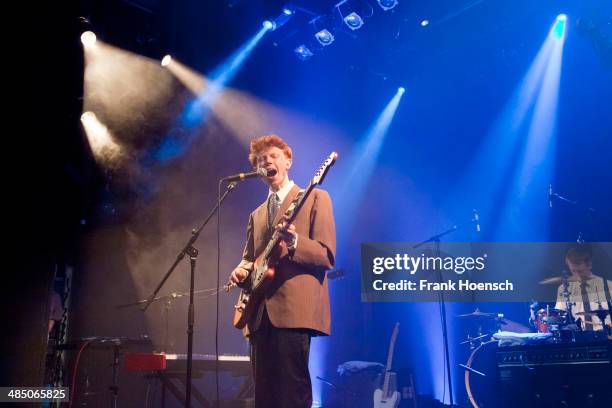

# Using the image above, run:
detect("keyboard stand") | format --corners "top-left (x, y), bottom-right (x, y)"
top-left (148, 370), bottom-right (211, 408)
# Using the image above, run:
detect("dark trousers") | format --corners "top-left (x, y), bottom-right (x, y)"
top-left (249, 309), bottom-right (312, 408)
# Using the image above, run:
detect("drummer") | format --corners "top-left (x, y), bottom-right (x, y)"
top-left (554, 243), bottom-right (612, 331)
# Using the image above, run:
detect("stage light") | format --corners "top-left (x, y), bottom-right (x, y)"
top-left (81, 111), bottom-right (96, 122)
top-left (421, 19), bottom-right (429, 27)
top-left (336, 0), bottom-right (372, 31)
top-left (81, 31), bottom-right (97, 47)
top-left (294, 45), bottom-right (314, 60)
top-left (161, 55), bottom-right (172, 67)
top-left (344, 12), bottom-right (364, 30)
top-left (398, 86), bottom-right (405, 94)
top-left (315, 29), bottom-right (335, 46)
top-left (377, 0), bottom-right (398, 11)
top-left (553, 14), bottom-right (567, 40)
top-left (264, 7), bottom-right (295, 32)
top-left (80, 111), bottom-right (122, 165)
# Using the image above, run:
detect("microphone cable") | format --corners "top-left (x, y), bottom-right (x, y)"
top-left (215, 180), bottom-right (222, 408)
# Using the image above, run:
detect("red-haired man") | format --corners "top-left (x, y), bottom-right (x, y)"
top-left (229, 135), bottom-right (336, 408)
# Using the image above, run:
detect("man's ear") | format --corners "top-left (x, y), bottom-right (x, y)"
top-left (286, 158), bottom-right (292, 170)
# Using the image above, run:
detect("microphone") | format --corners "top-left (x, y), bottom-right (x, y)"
top-left (472, 209), bottom-right (481, 233)
top-left (222, 168), bottom-right (276, 182)
top-left (548, 184), bottom-right (553, 208)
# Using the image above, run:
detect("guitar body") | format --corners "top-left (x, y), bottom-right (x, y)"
top-left (373, 388), bottom-right (401, 408)
top-left (232, 255), bottom-right (276, 329)
top-left (374, 323), bottom-right (401, 408)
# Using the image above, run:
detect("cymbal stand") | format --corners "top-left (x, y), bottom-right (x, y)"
top-left (163, 297), bottom-right (172, 353)
top-left (561, 270), bottom-right (575, 325)
top-left (111, 342), bottom-right (120, 408)
top-left (549, 186), bottom-right (612, 240)
top-left (558, 271), bottom-right (580, 342)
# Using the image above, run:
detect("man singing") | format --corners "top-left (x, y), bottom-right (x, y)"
top-left (229, 134), bottom-right (336, 408)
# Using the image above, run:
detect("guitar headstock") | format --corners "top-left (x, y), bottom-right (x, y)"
top-left (312, 152), bottom-right (338, 186)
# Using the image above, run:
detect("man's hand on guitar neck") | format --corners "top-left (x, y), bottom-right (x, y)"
top-left (276, 215), bottom-right (298, 252)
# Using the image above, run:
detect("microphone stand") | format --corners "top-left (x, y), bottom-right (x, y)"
top-left (549, 186), bottom-right (612, 239)
top-left (413, 215), bottom-right (479, 407)
top-left (140, 181), bottom-right (237, 408)
top-left (116, 288), bottom-right (218, 353)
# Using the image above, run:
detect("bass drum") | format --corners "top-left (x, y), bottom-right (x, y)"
top-left (464, 340), bottom-right (499, 408)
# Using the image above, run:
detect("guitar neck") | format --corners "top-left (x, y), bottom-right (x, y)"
top-left (285, 181), bottom-right (314, 225)
top-left (382, 323), bottom-right (400, 398)
top-left (382, 340), bottom-right (396, 396)
top-left (262, 181), bottom-right (314, 258)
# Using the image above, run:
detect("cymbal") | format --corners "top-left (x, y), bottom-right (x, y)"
top-left (538, 276), bottom-right (579, 285)
top-left (575, 310), bottom-right (610, 316)
top-left (458, 309), bottom-right (498, 318)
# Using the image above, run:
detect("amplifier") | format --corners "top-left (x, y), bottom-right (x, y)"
top-left (497, 343), bottom-right (610, 367)
top-left (494, 340), bottom-right (612, 407)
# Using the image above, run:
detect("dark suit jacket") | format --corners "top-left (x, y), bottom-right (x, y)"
top-left (237, 184), bottom-right (336, 336)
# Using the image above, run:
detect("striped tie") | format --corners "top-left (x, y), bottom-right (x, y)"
top-left (580, 281), bottom-right (593, 331)
top-left (268, 193), bottom-right (280, 229)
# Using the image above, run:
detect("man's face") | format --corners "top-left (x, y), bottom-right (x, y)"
top-left (566, 258), bottom-right (593, 280)
top-left (255, 146), bottom-right (291, 190)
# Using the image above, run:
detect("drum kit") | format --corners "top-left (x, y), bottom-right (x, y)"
top-left (528, 273), bottom-right (580, 341)
top-left (458, 272), bottom-right (611, 349)
top-left (458, 309), bottom-right (507, 349)
top-left (532, 272), bottom-right (612, 340)
top-left (458, 271), bottom-right (612, 408)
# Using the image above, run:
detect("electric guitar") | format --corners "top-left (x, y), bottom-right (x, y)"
top-left (231, 152), bottom-right (338, 329)
top-left (373, 322), bottom-right (401, 408)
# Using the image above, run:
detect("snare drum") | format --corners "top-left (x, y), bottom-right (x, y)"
top-left (535, 308), bottom-right (568, 333)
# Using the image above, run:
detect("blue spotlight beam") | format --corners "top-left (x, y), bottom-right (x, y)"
top-left (516, 38), bottom-right (564, 196)
top-left (182, 26), bottom-right (269, 128)
top-left (492, 16), bottom-right (567, 240)
top-left (311, 88), bottom-right (405, 406)
top-left (449, 15), bottom-right (568, 241)
top-left (341, 88), bottom-right (404, 202)
top-left (451, 31), bottom-right (556, 208)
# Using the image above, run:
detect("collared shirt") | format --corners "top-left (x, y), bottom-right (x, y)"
top-left (267, 179), bottom-right (294, 203)
top-left (555, 275), bottom-right (612, 331)
top-left (267, 179), bottom-right (298, 251)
